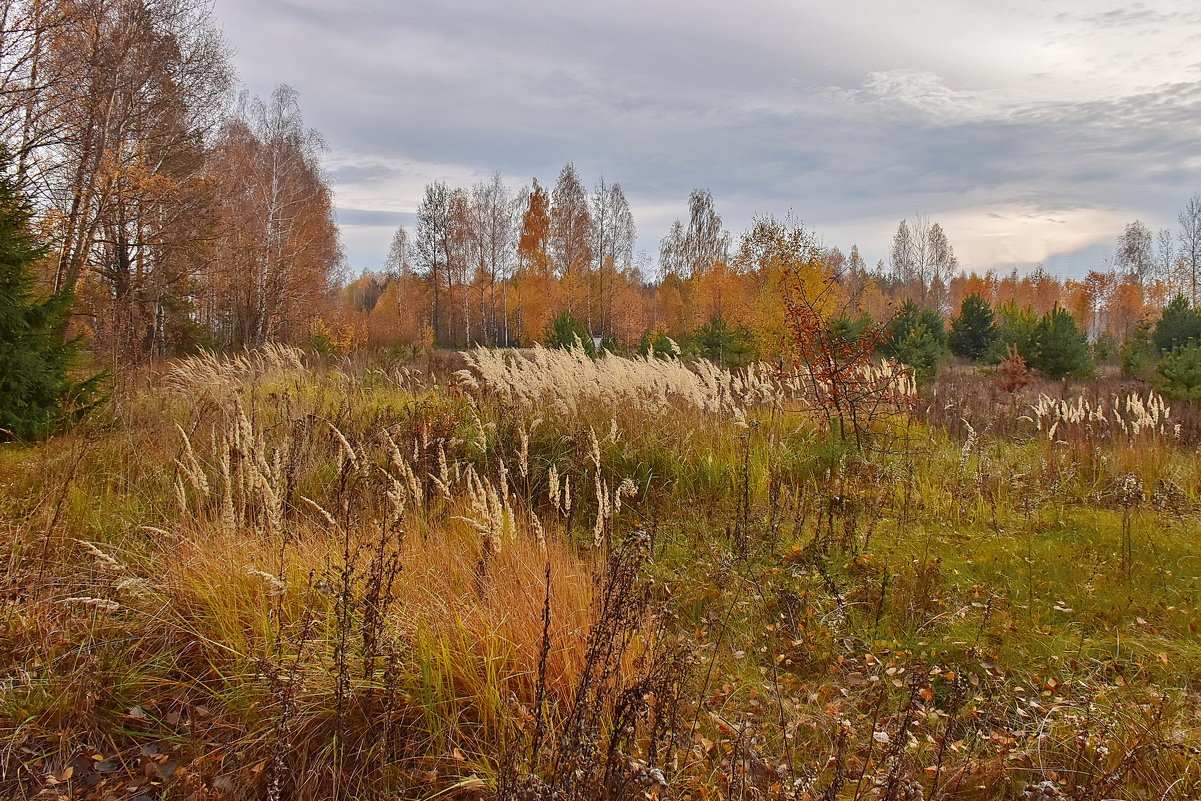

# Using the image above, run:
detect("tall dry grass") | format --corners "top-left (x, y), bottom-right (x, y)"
top-left (2, 347), bottom-right (672, 800)
top-left (4, 346), bottom-right (1200, 800)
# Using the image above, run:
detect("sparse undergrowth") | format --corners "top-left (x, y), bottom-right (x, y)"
top-left (2, 346), bottom-right (1199, 800)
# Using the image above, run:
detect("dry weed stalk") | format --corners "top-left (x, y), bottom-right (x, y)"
top-left (1026, 391), bottom-right (1180, 445)
top-left (175, 400), bottom-right (288, 536)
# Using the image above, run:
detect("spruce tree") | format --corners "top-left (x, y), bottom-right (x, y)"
top-left (0, 158), bottom-right (96, 440)
top-left (949, 294), bottom-right (999, 361)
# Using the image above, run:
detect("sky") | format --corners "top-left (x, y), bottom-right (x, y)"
top-left (211, 0), bottom-right (1201, 279)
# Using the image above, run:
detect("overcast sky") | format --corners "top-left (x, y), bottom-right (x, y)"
top-left (211, 0), bottom-right (1201, 279)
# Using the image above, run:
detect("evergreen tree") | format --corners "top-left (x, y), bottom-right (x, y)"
top-left (692, 315), bottom-right (757, 366)
top-left (828, 312), bottom-right (875, 352)
top-left (881, 300), bottom-right (946, 358)
top-left (0, 158), bottom-right (99, 440)
top-left (639, 328), bottom-right (680, 360)
top-left (1157, 344), bottom-right (1201, 402)
top-left (948, 294), bottom-right (998, 361)
top-left (545, 310), bottom-right (597, 356)
top-left (894, 324), bottom-right (944, 384)
top-left (1032, 305), bottom-right (1094, 379)
top-left (1120, 319), bottom-right (1156, 379)
top-left (1153, 294), bottom-right (1201, 353)
top-left (986, 301), bottom-right (1039, 363)
top-left (878, 300), bottom-right (946, 383)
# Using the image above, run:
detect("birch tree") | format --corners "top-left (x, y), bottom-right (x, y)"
top-left (1179, 194), bottom-right (1201, 304)
top-left (684, 188), bottom-right (729, 277)
top-left (470, 172), bottom-right (514, 344)
top-left (591, 177), bottom-right (634, 337)
top-left (889, 215), bottom-right (958, 312)
top-left (414, 181), bottom-right (451, 344)
top-left (206, 86), bottom-right (340, 347)
top-left (550, 162), bottom-right (591, 326)
top-left (1115, 220), bottom-right (1153, 282)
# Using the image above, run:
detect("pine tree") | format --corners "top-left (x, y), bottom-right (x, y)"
top-left (544, 310), bottom-right (595, 356)
top-left (0, 158), bottom-right (98, 440)
top-left (949, 294), bottom-right (998, 361)
top-left (1157, 344), bottom-right (1201, 402)
top-left (1153, 294), bottom-right (1201, 353)
top-left (881, 301), bottom-right (946, 359)
top-left (894, 323), bottom-right (944, 384)
top-left (1032, 305), bottom-right (1094, 379)
top-left (986, 302), bottom-right (1039, 363)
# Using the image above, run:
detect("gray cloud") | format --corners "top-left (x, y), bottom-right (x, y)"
top-left (213, 0), bottom-right (1201, 277)
top-left (335, 208), bottom-right (409, 227)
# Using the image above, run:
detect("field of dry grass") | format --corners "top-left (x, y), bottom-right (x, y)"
top-left (2, 345), bottom-right (1199, 800)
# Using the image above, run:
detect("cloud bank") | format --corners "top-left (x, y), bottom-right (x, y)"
top-left (213, 0), bottom-right (1201, 277)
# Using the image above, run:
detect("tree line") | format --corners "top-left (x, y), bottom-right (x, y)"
top-left (343, 164), bottom-right (1201, 367)
top-left (5, 0), bottom-right (1201, 379)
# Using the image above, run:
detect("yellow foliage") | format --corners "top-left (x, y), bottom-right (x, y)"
top-left (735, 217), bottom-right (845, 359)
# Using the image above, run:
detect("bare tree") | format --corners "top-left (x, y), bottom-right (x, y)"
top-left (889, 219), bottom-right (919, 301)
top-left (1115, 220), bottom-right (1153, 282)
top-left (889, 215), bottom-right (957, 311)
top-left (470, 172), bottom-right (514, 345)
top-left (1179, 194), bottom-right (1201, 304)
top-left (843, 243), bottom-right (869, 308)
top-left (658, 218), bottom-right (686, 279)
top-left (591, 178), bottom-right (634, 337)
top-left (384, 225), bottom-right (410, 279)
top-left (1154, 227), bottom-right (1176, 298)
top-left (0, 0), bottom-right (77, 186)
top-left (684, 188), bottom-right (729, 276)
top-left (926, 222), bottom-right (956, 312)
top-left (656, 189), bottom-right (729, 281)
top-left (414, 181), bottom-right (451, 344)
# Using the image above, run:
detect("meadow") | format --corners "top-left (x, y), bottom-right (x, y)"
top-left (2, 345), bottom-right (1199, 800)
